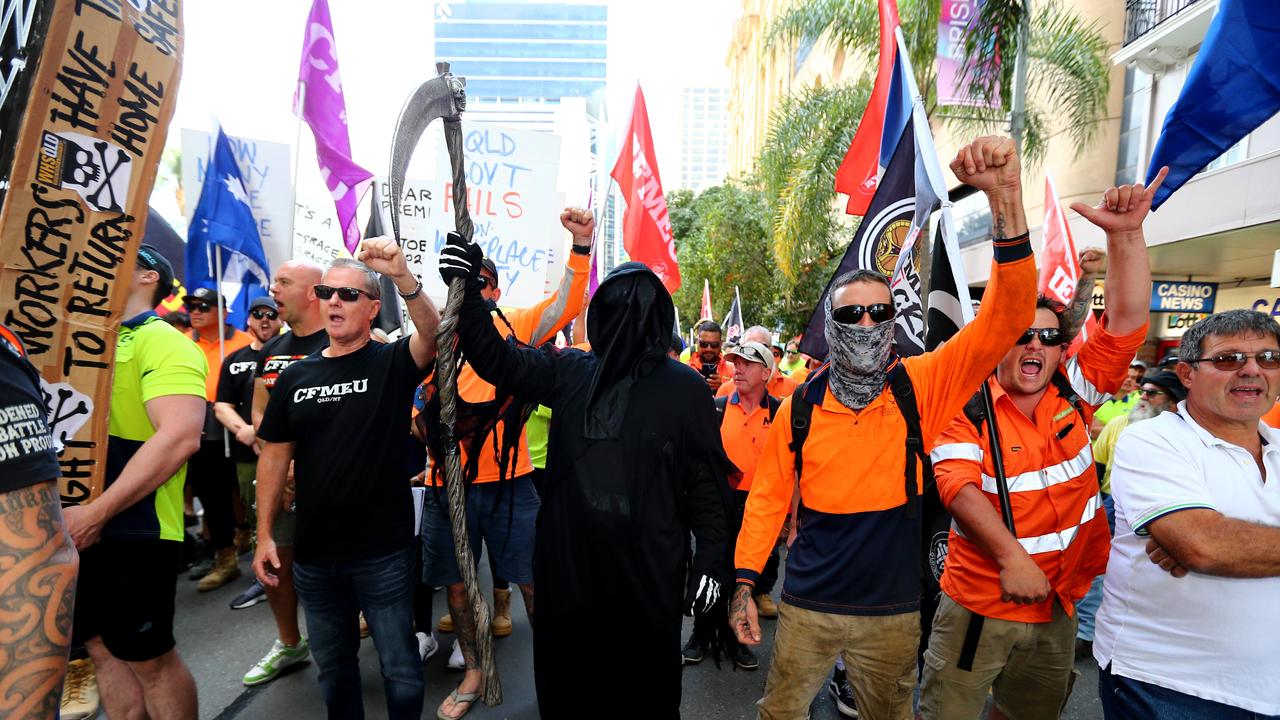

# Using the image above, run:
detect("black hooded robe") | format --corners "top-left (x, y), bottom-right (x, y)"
top-left (453, 263), bottom-right (734, 719)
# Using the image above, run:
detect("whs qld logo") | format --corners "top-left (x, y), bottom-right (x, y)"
top-left (35, 131), bottom-right (133, 214)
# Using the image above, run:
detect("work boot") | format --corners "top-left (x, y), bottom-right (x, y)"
top-left (234, 527), bottom-right (253, 555)
top-left (196, 547), bottom-right (242, 592)
top-left (437, 611), bottom-right (454, 633)
top-left (60, 658), bottom-right (99, 720)
top-left (754, 593), bottom-right (779, 618)
top-left (492, 587), bottom-right (512, 638)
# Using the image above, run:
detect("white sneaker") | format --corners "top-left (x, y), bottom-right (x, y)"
top-left (448, 638), bottom-right (465, 669)
top-left (417, 631), bottom-right (439, 663)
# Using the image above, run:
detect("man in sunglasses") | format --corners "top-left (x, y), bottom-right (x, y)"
top-left (730, 136), bottom-right (1038, 720)
top-left (1091, 359), bottom-right (1148, 437)
top-left (778, 340), bottom-right (806, 377)
top-left (254, 239), bottom-right (440, 719)
top-left (687, 320), bottom-right (732, 392)
top-left (1093, 310), bottom-right (1280, 719)
top-left (183, 286), bottom-right (254, 593)
top-left (921, 168), bottom-right (1164, 719)
top-left (212, 297), bottom-right (282, 608)
top-left (716, 326), bottom-right (797, 402)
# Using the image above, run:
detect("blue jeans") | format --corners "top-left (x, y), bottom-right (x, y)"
top-left (1100, 664), bottom-right (1279, 720)
top-left (294, 545), bottom-right (424, 720)
top-left (1075, 493), bottom-right (1114, 642)
top-left (421, 475), bottom-right (539, 586)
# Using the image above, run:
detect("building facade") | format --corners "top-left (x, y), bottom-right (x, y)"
top-left (678, 86), bottom-right (730, 192)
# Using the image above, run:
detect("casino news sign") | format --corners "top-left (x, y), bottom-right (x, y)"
top-left (1150, 281), bottom-right (1217, 314)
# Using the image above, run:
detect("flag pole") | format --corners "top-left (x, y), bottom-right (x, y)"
top-left (210, 243), bottom-right (232, 459)
top-left (288, 81), bottom-right (306, 250)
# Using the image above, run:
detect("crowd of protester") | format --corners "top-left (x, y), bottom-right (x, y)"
top-left (2, 135), bottom-right (1278, 720)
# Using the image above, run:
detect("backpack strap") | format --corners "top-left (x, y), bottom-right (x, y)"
top-left (766, 394), bottom-right (782, 422)
top-left (890, 365), bottom-right (926, 522)
top-left (714, 395), bottom-right (729, 428)
top-left (789, 382), bottom-right (814, 481)
top-left (1049, 369), bottom-right (1087, 426)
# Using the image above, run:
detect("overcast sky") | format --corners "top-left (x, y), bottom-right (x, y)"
top-left (172, 0), bottom-right (741, 193)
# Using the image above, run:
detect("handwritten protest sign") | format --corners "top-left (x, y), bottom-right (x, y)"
top-left (0, 0), bottom-right (183, 505)
top-left (293, 123), bottom-right (562, 309)
top-left (182, 129), bottom-right (292, 271)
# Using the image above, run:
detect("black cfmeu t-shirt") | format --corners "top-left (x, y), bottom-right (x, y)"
top-left (256, 329), bottom-right (329, 392)
top-left (258, 338), bottom-right (427, 565)
top-left (0, 324), bottom-right (59, 491)
top-left (216, 344), bottom-right (264, 464)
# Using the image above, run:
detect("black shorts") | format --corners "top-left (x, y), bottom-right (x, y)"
top-left (72, 538), bottom-right (180, 662)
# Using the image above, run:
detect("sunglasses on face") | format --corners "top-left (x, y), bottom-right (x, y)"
top-left (1015, 327), bottom-right (1066, 347)
top-left (1190, 350), bottom-right (1280, 371)
top-left (831, 303), bottom-right (894, 325)
top-left (786, 349), bottom-right (799, 355)
top-left (251, 309), bottom-right (279, 320)
top-left (183, 301), bottom-right (213, 313)
top-left (1139, 388), bottom-right (1167, 399)
top-left (479, 275), bottom-right (496, 290)
top-left (699, 340), bottom-right (722, 349)
top-left (771, 349), bottom-right (783, 358)
top-left (313, 285), bottom-right (375, 302)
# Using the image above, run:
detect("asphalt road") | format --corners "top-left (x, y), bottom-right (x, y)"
top-left (126, 553), bottom-right (1102, 719)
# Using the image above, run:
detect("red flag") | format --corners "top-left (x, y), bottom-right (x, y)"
top-left (700, 279), bottom-right (712, 320)
top-left (1038, 172), bottom-right (1079, 306)
top-left (611, 85), bottom-right (681, 293)
top-left (834, 0), bottom-right (901, 215)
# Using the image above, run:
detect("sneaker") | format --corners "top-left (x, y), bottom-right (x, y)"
top-left (754, 593), bottom-right (779, 618)
top-left (418, 631), bottom-right (439, 663)
top-left (681, 635), bottom-right (706, 665)
top-left (447, 639), bottom-right (465, 670)
top-left (828, 668), bottom-right (859, 718)
top-left (60, 658), bottom-right (99, 720)
top-left (243, 638), bottom-right (310, 686)
top-left (728, 642), bottom-right (759, 670)
top-left (187, 557), bottom-right (214, 580)
top-left (230, 579), bottom-right (267, 610)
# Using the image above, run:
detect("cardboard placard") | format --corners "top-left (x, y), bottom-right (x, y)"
top-left (0, 0), bottom-right (183, 505)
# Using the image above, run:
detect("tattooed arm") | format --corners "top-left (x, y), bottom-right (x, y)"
top-left (0, 480), bottom-right (78, 720)
top-left (1061, 248), bottom-right (1104, 342)
top-left (728, 582), bottom-right (761, 646)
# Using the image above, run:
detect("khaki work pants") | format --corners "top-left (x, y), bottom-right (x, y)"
top-left (919, 594), bottom-right (1078, 720)
top-left (757, 602), bottom-right (919, 720)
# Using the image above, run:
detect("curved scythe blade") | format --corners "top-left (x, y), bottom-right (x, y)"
top-left (387, 62), bottom-right (464, 245)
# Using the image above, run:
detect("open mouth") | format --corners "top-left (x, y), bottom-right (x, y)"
top-left (1230, 386), bottom-right (1264, 400)
top-left (1020, 357), bottom-right (1044, 379)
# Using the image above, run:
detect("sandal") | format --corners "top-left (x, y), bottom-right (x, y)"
top-left (436, 687), bottom-right (482, 720)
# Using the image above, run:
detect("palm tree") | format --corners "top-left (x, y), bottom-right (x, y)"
top-left (759, 0), bottom-right (1110, 278)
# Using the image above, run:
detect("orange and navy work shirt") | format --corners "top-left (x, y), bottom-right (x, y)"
top-left (189, 327), bottom-right (251, 401)
top-left (720, 391), bottom-right (778, 492)
top-left (717, 371), bottom-right (798, 400)
top-left (427, 251), bottom-right (589, 485)
top-left (931, 318), bottom-right (1148, 623)
top-left (734, 238), bottom-right (1037, 616)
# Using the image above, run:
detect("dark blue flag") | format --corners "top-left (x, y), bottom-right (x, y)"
top-left (1147, 0), bottom-right (1280, 209)
top-left (186, 129), bottom-right (271, 329)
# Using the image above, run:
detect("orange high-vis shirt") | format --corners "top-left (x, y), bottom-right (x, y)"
top-left (716, 371), bottom-right (798, 400)
top-left (429, 251), bottom-right (590, 485)
top-left (719, 392), bottom-right (776, 491)
top-left (734, 241), bottom-right (1037, 614)
top-left (1263, 402), bottom-right (1280, 428)
top-left (931, 318), bottom-right (1148, 623)
top-left (189, 327), bottom-right (251, 401)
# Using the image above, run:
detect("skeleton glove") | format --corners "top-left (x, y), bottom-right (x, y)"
top-left (438, 231), bottom-right (484, 285)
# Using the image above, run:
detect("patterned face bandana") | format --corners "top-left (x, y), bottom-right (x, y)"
top-left (824, 295), bottom-right (894, 410)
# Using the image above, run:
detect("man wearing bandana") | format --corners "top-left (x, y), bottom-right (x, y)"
top-left (729, 136), bottom-right (1038, 720)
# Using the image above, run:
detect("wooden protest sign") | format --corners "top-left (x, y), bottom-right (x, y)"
top-left (0, 0), bottom-right (183, 506)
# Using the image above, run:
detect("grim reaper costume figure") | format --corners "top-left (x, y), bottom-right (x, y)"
top-left (440, 236), bottom-right (734, 718)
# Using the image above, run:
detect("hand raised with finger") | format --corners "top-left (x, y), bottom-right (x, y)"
top-left (1070, 166), bottom-right (1169, 236)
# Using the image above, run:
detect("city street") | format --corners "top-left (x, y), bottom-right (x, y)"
top-left (163, 553), bottom-right (1103, 720)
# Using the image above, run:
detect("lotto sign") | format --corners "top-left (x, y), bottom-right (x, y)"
top-left (1151, 281), bottom-right (1218, 313)
top-left (0, 0), bottom-right (183, 506)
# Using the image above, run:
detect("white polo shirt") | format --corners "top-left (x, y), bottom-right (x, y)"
top-left (1094, 402), bottom-right (1280, 715)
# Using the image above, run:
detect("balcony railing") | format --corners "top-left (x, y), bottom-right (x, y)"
top-left (1125, 0), bottom-right (1205, 45)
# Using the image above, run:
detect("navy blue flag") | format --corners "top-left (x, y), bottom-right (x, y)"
top-left (799, 122), bottom-right (915, 361)
top-left (722, 287), bottom-right (744, 345)
top-left (186, 129), bottom-right (271, 329)
top-left (1146, 0), bottom-right (1280, 209)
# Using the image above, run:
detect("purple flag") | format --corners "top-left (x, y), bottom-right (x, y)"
top-left (295, 0), bottom-right (372, 254)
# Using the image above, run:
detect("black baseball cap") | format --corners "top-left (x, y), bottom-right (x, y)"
top-left (183, 287), bottom-right (222, 306)
top-left (136, 243), bottom-right (175, 294)
top-left (1140, 370), bottom-right (1187, 402)
top-left (249, 296), bottom-right (277, 312)
top-left (480, 258), bottom-right (498, 282)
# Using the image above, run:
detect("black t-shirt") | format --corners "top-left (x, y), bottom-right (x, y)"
top-left (257, 329), bottom-right (329, 392)
top-left (0, 324), bottom-right (59, 491)
top-left (216, 344), bottom-right (264, 464)
top-left (258, 338), bottom-right (426, 565)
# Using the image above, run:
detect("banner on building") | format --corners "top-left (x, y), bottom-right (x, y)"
top-left (1150, 281), bottom-right (1218, 313)
top-left (294, 122), bottom-right (562, 309)
top-left (0, 0), bottom-right (183, 505)
top-left (936, 0), bottom-right (1001, 108)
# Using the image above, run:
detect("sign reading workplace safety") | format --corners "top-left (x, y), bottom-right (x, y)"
top-left (1150, 281), bottom-right (1218, 313)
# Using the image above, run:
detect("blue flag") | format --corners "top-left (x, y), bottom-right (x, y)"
top-left (1146, 0), bottom-right (1280, 209)
top-left (186, 129), bottom-right (271, 328)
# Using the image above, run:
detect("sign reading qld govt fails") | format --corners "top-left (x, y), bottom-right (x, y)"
top-left (1150, 281), bottom-right (1218, 313)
